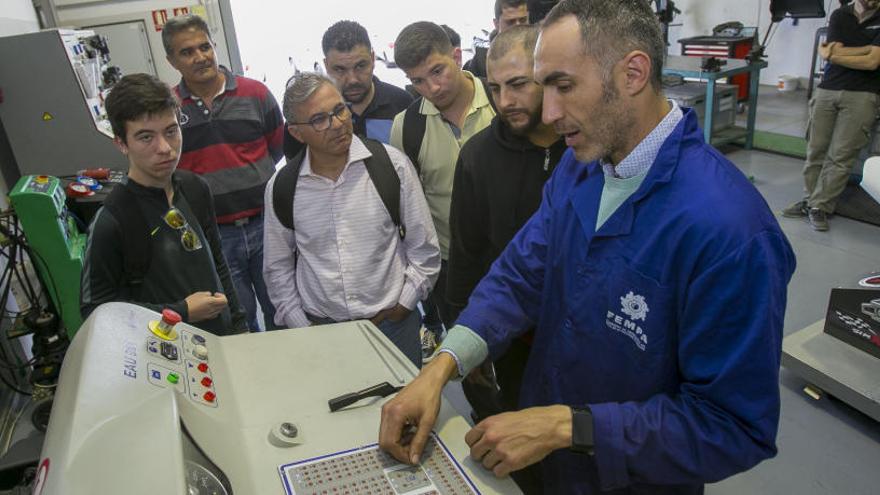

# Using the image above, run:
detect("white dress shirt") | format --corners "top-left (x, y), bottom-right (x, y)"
top-left (263, 136), bottom-right (441, 329)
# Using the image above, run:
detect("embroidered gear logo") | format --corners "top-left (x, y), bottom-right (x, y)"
top-left (620, 291), bottom-right (649, 322)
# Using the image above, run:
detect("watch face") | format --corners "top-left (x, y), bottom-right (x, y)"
top-left (570, 407), bottom-right (594, 454)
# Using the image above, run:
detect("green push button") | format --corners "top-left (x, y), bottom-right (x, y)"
top-left (167, 372), bottom-right (180, 385)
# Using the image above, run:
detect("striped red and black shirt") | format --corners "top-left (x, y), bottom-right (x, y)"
top-left (175, 67), bottom-right (284, 224)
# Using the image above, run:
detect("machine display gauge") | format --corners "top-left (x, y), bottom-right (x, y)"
top-left (185, 460), bottom-right (228, 495)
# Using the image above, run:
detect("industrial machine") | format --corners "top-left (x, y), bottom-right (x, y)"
top-left (0, 29), bottom-right (125, 185)
top-left (783, 273), bottom-right (880, 422)
top-left (8, 175), bottom-right (86, 338)
top-left (33, 303), bottom-right (521, 494)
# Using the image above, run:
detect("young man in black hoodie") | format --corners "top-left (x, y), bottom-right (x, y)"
top-left (81, 74), bottom-right (247, 335)
top-left (446, 24), bottom-right (564, 493)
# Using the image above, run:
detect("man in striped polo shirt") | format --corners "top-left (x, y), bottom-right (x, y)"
top-left (163, 15), bottom-right (284, 331)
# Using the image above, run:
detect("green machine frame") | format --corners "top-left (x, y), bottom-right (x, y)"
top-left (9, 175), bottom-right (86, 337)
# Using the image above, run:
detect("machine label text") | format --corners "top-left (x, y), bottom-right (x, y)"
top-left (122, 341), bottom-right (138, 378)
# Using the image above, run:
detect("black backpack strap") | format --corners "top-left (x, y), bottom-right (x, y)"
top-left (361, 138), bottom-right (404, 240)
top-left (401, 97), bottom-right (426, 173)
top-left (272, 148), bottom-right (307, 230)
top-left (270, 141), bottom-right (403, 239)
top-left (175, 170), bottom-right (212, 230)
top-left (102, 182), bottom-right (150, 288)
top-left (400, 78), bottom-right (495, 173)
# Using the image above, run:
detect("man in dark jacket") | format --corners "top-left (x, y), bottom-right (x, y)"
top-left (81, 73), bottom-right (247, 336)
top-left (464, 0), bottom-right (531, 78)
top-left (447, 25), bottom-right (563, 493)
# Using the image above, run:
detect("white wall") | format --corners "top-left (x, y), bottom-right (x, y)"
top-left (54, 0), bottom-right (233, 86)
top-left (229, 0), bottom-right (495, 106)
top-left (229, 0), bottom-right (835, 103)
top-left (668, 0), bottom-right (834, 86)
top-left (0, 0), bottom-right (39, 37)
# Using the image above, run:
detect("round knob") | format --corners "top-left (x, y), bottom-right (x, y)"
top-left (280, 422), bottom-right (298, 438)
top-left (193, 344), bottom-right (208, 360)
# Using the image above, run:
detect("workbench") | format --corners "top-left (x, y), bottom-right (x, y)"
top-left (663, 55), bottom-right (768, 149)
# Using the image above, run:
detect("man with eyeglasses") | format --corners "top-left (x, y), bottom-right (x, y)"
top-left (283, 21), bottom-right (413, 162)
top-left (163, 14), bottom-right (283, 331)
top-left (264, 72), bottom-right (440, 367)
top-left (81, 74), bottom-right (248, 336)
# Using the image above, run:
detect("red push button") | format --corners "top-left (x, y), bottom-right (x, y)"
top-left (200, 376), bottom-right (213, 388)
top-left (197, 362), bottom-right (209, 373)
top-left (203, 391), bottom-right (216, 403)
top-left (161, 309), bottom-right (182, 326)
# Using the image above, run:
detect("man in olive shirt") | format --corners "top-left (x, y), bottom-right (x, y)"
top-left (390, 21), bottom-right (496, 336)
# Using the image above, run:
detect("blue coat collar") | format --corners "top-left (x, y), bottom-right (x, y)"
top-left (570, 107), bottom-right (703, 240)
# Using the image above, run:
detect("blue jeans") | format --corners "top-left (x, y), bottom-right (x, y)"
top-left (218, 215), bottom-right (277, 331)
top-left (307, 310), bottom-right (422, 369)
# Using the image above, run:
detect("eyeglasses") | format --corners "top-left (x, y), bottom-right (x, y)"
top-left (288, 103), bottom-right (351, 132)
top-left (163, 208), bottom-right (203, 251)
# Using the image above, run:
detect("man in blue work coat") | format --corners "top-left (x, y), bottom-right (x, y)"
top-left (378, 1), bottom-right (797, 493)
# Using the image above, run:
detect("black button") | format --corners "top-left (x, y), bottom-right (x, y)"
top-left (160, 341), bottom-right (179, 361)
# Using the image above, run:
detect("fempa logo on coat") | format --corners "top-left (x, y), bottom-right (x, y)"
top-left (606, 291), bottom-right (649, 351)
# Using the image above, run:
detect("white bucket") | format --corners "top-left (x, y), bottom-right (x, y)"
top-left (777, 75), bottom-right (799, 92)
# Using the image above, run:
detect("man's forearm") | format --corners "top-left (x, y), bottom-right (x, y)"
top-left (830, 53), bottom-right (880, 71)
top-left (831, 45), bottom-right (872, 57)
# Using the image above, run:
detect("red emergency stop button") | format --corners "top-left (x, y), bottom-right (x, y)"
top-left (201, 376), bottom-right (213, 388)
top-left (161, 309), bottom-right (182, 325)
top-left (203, 391), bottom-right (216, 403)
top-left (197, 362), bottom-right (209, 373)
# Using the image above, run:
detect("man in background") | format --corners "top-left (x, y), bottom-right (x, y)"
top-left (284, 21), bottom-right (414, 161)
top-left (782, 0), bottom-right (880, 231)
top-left (390, 21), bottom-right (496, 359)
top-left (447, 24), bottom-right (565, 493)
top-left (163, 14), bottom-right (283, 331)
top-left (464, 0), bottom-right (530, 77)
top-left (264, 73), bottom-right (440, 367)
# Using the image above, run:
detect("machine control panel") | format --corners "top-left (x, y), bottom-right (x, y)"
top-left (145, 317), bottom-right (218, 408)
top-left (36, 303), bottom-right (520, 495)
top-left (281, 434), bottom-right (478, 495)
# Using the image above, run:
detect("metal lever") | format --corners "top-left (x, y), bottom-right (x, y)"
top-left (328, 382), bottom-right (404, 412)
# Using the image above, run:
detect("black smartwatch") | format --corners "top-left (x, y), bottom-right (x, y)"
top-left (570, 406), bottom-right (594, 455)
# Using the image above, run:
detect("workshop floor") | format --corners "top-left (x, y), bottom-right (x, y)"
top-left (443, 127), bottom-right (880, 495)
top-left (738, 84), bottom-right (810, 139)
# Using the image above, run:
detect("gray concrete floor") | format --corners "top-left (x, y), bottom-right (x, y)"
top-left (442, 147), bottom-right (880, 494)
top-left (736, 85), bottom-right (810, 138)
top-left (709, 148), bottom-right (880, 495)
